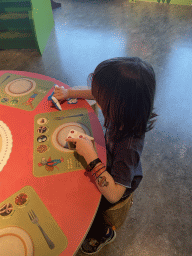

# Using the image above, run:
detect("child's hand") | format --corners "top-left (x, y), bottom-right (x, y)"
top-left (66, 137), bottom-right (98, 164)
top-left (53, 86), bottom-right (69, 101)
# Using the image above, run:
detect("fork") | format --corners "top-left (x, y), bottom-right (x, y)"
top-left (28, 210), bottom-right (55, 249)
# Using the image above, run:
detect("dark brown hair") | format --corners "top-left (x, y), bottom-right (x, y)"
top-left (90, 57), bottom-right (158, 141)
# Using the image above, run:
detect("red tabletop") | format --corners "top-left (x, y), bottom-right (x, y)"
top-left (0, 71), bottom-right (106, 255)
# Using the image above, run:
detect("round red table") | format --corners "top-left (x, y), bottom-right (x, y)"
top-left (0, 71), bottom-right (106, 255)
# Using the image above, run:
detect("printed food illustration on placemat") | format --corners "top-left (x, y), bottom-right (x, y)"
top-left (0, 186), bottom-right (68, 256)
top-left (33, 108), bottom-right (96, 177)
top-left (0, 120), bottom-right (13, 172)
top-left (0, 73), bottom-right (54, 111)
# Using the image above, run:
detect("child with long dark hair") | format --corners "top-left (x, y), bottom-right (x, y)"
top-left (54, 57), bottom-right (158, 254)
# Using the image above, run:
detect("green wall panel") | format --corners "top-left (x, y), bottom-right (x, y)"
top-left (0, 0), bottom-right (54, 54)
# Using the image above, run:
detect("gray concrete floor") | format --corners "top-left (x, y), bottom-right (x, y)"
top-left (0, 1), bottom-right (192, 255)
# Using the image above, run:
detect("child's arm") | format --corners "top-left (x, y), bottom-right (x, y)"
top-left (95, 170), bottom-right (126, 204)
top-left (84, 149), bottom-right (126, 204)
top-left (54, 87), bottom-right (95, 101)
top-left (66, 137), bottom-right (126, 204)
top-left (68, 89), bottom-right (95, 100)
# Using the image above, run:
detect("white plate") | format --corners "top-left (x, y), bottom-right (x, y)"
top-left (5, 78), bottom-right (36, 97)
top-left (52, 122), bottom-right (91, 152)
top-left (0, 226), bottom-right (34, 256)
top-left (0, 121), bottom-right (13, 172)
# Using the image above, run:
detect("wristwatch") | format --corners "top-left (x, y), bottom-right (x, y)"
top-left (86, 158), bottom-right (102, 172)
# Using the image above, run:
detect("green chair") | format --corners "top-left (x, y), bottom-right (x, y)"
top-left (0, 0), bottom-right (54, 54)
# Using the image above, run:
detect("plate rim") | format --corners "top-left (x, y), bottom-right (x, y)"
top-left (0, 121), bottom-right (13, 172)
top-left (52, 122), bottom-right (91, 152)
top-left (5, 78), bottom-right (36, 97)
top-left (0, 226), bottom-right (34, 256)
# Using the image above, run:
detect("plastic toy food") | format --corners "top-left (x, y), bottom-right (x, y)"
top-left (67, 129), bottom-right (94, 149)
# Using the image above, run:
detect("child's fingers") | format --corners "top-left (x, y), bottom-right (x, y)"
top-left (53, 90), bottom-right (63, 98)
top-left (54, 87), bottom-right (61, 93)
top-left (66, 137), bottom-right (86, 143)
top-left (65, 138), bottom-right (78, 143)
top-left (53, 92), bottom-right (60, 97)
top-left (54, 87), bottom-right (68, 100)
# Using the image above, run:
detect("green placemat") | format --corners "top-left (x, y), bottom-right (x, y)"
top-left (0, 186), bottom-right (68, 255)
top-left (0, 73), bottom-right (54, 111)
top-left (33, 108), bottom-right (96, 177)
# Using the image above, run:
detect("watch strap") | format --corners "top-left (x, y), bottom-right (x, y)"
top-left (86, 158), bottom-right (102, 172)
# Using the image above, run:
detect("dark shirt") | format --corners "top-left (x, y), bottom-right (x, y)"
top-left (105, 130), bottom-right (145, 199)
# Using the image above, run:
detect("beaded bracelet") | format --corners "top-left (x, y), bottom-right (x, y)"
top-left (92, 165), bottom-right (105, 175)
top-left (91, 161), bottom-right (107, 180)
top-left (86, 158), bottom-right (102, 172)
top-left (91, 163), bottom-right (104, 172)
top-left (91, 162), bottom-right (105, 175)
top-left (92, 166), bottom-right (106, 179)
top-left (95, 169), bottom-right (106, 180)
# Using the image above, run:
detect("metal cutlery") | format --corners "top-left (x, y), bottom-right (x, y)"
top-left (28, 209), bottom-right (55, 250)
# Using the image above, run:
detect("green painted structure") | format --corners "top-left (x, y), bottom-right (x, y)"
top-left (0, 0), bottom-right (54, 54)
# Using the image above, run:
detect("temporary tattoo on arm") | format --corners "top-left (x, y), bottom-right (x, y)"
top-left (97, 176), bottom-right (109, 187)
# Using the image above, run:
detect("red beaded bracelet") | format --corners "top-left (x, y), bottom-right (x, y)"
top-left (95, 169), bottom-right (106, 180)
top-left (86, 158), bottom-right (102, 172)
top-left (92, 166), bottom-right (106, 179)
top-left (91, 163), bottom-right (104, 172)
top-left (91, 162), bottom-right (105, 174)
